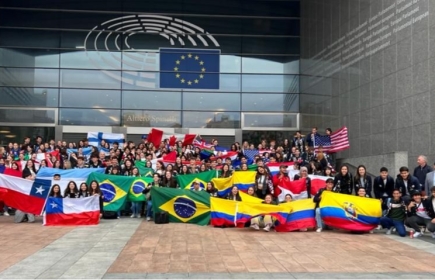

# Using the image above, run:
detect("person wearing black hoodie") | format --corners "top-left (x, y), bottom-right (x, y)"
top-left (333, 165), bottom-right (353, 195)
top-left (395, 166), bottom-right (420, 204)
top-left (313, 178), bottom-right (336, 232)
top-left (405, 189), bottom-right (435, 238)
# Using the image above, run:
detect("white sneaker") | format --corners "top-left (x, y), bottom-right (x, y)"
top-left (392, 227), bottom-right (396, 232)
top-left (146, 217), bottom-right (150, 221)
top-left (263, 224), bottom-right (271, 232)
top-left (413, 232), bottom-right (422, 238)
top-left (386, 229), bottom-right (392, 235)
top-left (376, 225), bottom-right (382, 230)
top-left (316, 228), bottom-right (322, 233)
top-left (130, 214), bottom-right (135, 218)
top-left (431, 232), bottom-right (435, 239)
top-left (3, 212), bottom-right (10, 216)
top-left (250, 224), bottom-right (260, 230)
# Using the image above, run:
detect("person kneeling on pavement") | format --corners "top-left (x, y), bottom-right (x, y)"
top-left (379, 189), bottom-right (407, 237)
top-left (405, 189), bottom-right (435, 238)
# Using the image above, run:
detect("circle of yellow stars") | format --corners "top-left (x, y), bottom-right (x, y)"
top-left (174, 53), bottom-right (205, 86)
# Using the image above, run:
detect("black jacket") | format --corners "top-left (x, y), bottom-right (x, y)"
top-left (313, 187), bottom-right (337, 208)
top-left (353, 175), bottom-right (373, 197)
top-left (395, 175), bottom-right (420, 196)
top-left (293, 175), bottom-right (312, 198)
top-left (373, 175), bottom-right (395, 199)
top-left (414, 164), bottom-right (433, 189)
top-left (407, 197), bottom-right (435, 219)
top-left (334, 173), bottom-right (353, 195)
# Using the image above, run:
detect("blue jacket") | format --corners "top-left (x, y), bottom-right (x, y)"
top-left (413, 164), bottom-right (433, 189)
top-left (353, 175), bottom-right (373, 197)
top-left (395, 174), bottom-right (420, 196)
top-left (373, 175), bottom-right (395, 199)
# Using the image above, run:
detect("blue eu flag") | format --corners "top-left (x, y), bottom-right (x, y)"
top-left (159, 48), bottom-right (220, 89)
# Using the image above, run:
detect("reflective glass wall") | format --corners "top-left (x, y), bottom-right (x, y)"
top-left (0, 0), bottom-right (300, 129)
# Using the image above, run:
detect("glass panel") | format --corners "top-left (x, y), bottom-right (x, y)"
top-left (60, 50), bottom-right (122, 70)
top-left (221, 55), bottom-right (241, 73)
top-left (122, 110), bottom-right (181, 127)
top-left (121, 71), bottom-right (159, 90)
top-left (0, 67), bottom-right (59, 87)
top-left (183, 92), bottom-right (240, 111)
top-left (0, 126), bottom-right (55, 146)
top-left (242, 74), bottom-right (298, 93)
top-left (59, 108), bottom-right (120, 126)
top-left (122, 91), bottom-right (181, 110)
top-left (242, 93), bottom-right (298, 112)
top-left (243, 113), bottom-right (297, 128)
top-left (60, 69), bottom-right (121, 89)
top-left (0, 48), bottom-right (59, 68)
top-left (182, 111), bottom-right (240, 128)
top-left (60, 89), bottom-right (121, 108)
top-left (0, 87), bottom-right (58, 107)
top-left (241, 37), bottom-right (300, 55)
top-left (242, 56), bottom-right (299, 74)
top-left (0, 108), bottom-right (55, 124)
top-left (242, 131), bottom-right (299, 146)
top-left (0, 29), bottom-right (60, 48)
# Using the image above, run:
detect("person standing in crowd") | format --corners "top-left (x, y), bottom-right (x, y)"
top-left (89, 180), bottom-right (103, 218)
top-left (313, 178), bottom-right (336, 232)
top-left (373, 167), bottom-right (395, 206)
top-left (405, 190), bottom-right (435, 238)
top-left (379, 189), bottom-right (407, 237)
top-left (424, 162), bottom-right (435, 197)
top-left (353, 165), bottom-right (372, 197)
top-left (254, 166), bottom-right (273, 199)
top-left (64, 181), bottom-right (79, 198)
top-left (162, 171), bottom-right (177, 188)
top-left (226, 186), bottom-right (241, 201)
top-left (395, 166), bottom-right (420, 204)
top-left (292, 131), bottom-right (306, 153)
top-left (333, 165), bottom-right (353, 194)
top-left (143, 173), bottom-right (162, 221)
top-left (414, 155), bottom-right (433, 193)
top-left (78, 183), bottom-right (90, 197)
top-left (305, 127), bottom-right (318, 148)
top-left (293, 166), bottom-right (312, 198)
top-left (49, 184), bottom-right (63, 198)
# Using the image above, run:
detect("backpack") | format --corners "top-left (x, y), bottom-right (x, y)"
top-left (154, 211), bottom-right (169, 224)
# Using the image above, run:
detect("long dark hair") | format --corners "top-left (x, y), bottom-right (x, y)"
top-left (49, 184), bottom-right (62, 197)
top-left (64, 181), bottom-right (78, 196)
top-left (89, 180), bottom-right (101, 195)
top-left (354, 165), bottom-right (367, 182)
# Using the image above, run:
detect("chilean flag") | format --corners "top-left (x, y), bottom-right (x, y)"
top-left (147, 128), bottom-right (196, 147)
top-left (0, 174), bottom-right (51, 215)
top-left (44, 196), bottom-right (100, 226)
top-left (274, 178), bottom-right (307, 202)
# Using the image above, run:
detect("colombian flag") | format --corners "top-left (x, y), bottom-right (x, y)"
top-left (239, 191), bottom-right (263, 203)
top-left (320, 192), bottom-right (382, 231)
top-left (151, 187), bottom-right (210, 225)
top-left (235, 201), bottom-right (292, 226)
top-left (210, 197), bottom-right (236, 227)
top-left (86, 173), bottom-right (131, 211)
top-left (211, 177), bottom-right (233, 197)
top-left (177, 170), bottom-right (217, 190)
top-left (275, 199), bottom-right (316, 232)
top-left (232, 171), bottom-right (256, 193)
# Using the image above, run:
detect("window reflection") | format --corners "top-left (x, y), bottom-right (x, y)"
top-left (183, 111), bottom-right (240, 128)
top-left (60, 89), bottom-right (121, 108)
top-left (122, 110), bottom-right (181, 127)
top-left (183, 92), bottom-right (240, 111)
top-left (0, 126), bottom-right (55, 146)
top-left (60, 109), bottom-right (120, 126)
top-left (61, 50), bottom-right (122, 70)
top-left (0, 87), bottom-right (58, 107)
top-left (0, 48), bottom-right (59, 68)
top-left (0, 109), bottom-right (55, 124)
top-left (242, 93), bottom-right (298, 112)
top-left (122, 91), bottom-right (181, 110)
top-left (243, 113), bottom-right (297, 128)
top-left (60, 69), bottom-right (121, 89)
top-left (0, 67), bottom-right (59, 87)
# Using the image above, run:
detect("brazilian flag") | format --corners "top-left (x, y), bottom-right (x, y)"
top-left (129, 177), bottom-right (153, 202)
top-left (176, 170), bottom-right (217, 190)
top-left (86, 173), bottom-right (131, 211)
top-left (248, 164), bottom-right (258, 171)
top-left (151, 187), bottom-right (210, 225)
top-left (134, 161), bottom-right (154, 177)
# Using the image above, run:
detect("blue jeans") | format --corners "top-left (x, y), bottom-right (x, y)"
top-left (131, 202), bottom-right (142, 217)
top-left (380, 217), bottom-right (406, 237)
top-left (146, 200), bottom-right (153, 218)
top-left (315, 208), bottom-right (324, 229)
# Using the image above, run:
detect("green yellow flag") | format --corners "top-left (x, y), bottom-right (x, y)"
top-left (176, 170), bottom-right (217, 190)
top-left (151, 187), bottom-right (211, 225)
top-left (134, 161), bottom-right (154, 177)
top-left (128, 177), bottom-right (153, 201)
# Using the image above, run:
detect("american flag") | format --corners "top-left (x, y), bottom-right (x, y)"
top-left (243, 149), bottom-right (259, 161)
top-left (314, 127), bottom-right (349, 153)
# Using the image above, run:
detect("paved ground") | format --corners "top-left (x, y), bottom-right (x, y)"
top-left (2, 216), bottom-right (435, 279)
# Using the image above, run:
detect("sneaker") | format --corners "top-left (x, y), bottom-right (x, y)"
top-left (431, 232), bottom-right (435, 239)
top-left (413, 232), bottom-right (422, 238)
top-left (316, 228), bottom-right (322, 233)
top-left (146, 217), bottom-right (151, 221)
top-left (392, 227), bottom-right (396, 232)
top-left (386, 229), bottom-right (392, 235)
top-left (376, 225), bottom-right (382, 230)
top-left (138, 215), bottom-right (141, 218)
top-left (130, 214), bottom-right (135, 218)
top-left (250, 224), bottom-right (260, 230)
top-left (3, 212), bottom-right (10, 216)
top-left (263, 224), bottom-right (271, 232)
top-left (117, 216), bottom-right (120, 219)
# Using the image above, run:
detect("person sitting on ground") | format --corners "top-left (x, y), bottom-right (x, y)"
top-left (379, 189), bottom-right (407, 237)
top-left (250, 194), bottom-right (276, 232)
top-left (405, 189), bottom-right (435, 239)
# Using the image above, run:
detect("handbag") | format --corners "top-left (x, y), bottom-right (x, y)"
top-left (154, 211), bottom-right (169, 224)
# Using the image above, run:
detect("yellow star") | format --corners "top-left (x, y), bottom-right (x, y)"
top-left (199, 74), bottom-right (204, 79)
top-left (176, 60), bottom-right (180, 64)
top-left (187, 80), bottom-right (192, 85)
top-left (188, 53), bottom-right (192, 58)
top-left (176, 73), bottom-right (180, 78)
top-left (194, 79), bottom-right (199, 83)
top-left (181, 79), bottom-right (185, 83)
top-left (181, 55), bottom-right (185, 59)
top-left (201, 67), bottom-right (206, 72)
top-left (195, 56), bottom-right (199, 60)
top-left (174, 67), bottom-right (179, 71)
top-left (199, 61), bottom-right (204, 65)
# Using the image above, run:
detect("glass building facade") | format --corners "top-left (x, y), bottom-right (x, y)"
top-left (0, 0), bottom-right (300, 144)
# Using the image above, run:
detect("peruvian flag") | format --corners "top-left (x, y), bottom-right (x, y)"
top-left (44, 196), bottom-right (100, 226)
top-left (274, 178), bottom-right (307, 201)
top-left (147, 128), bottom-right (196, 147)
top-left (308, 175), bottom-right (333, 196)
top-left (0, 174), bottom-right (51, 215)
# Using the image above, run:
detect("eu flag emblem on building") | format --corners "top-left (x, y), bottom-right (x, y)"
top-left (159, 48), bottom-right (220, 89)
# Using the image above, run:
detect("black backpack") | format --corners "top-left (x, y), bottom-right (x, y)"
top-left (154, 211), bottom-right (169, 224)
top-left (102, 211), bottom-right (118, 219)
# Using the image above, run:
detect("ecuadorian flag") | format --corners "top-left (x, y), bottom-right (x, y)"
top-left (320, 192), bottom-right (382, 231)
top-left (275, 199), bottom-right (316, 232)
top-left (210, 197), bottom-right (236, 227)
top-left (86, 173), bottom-right (131, 211)
top-left (177, 170), bottom-right (217, 190)
top-left (151, 187), bottom-right (210, 225)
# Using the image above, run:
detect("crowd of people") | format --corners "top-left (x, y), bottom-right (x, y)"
top-left (0, 128), bottom-right (435, 238)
